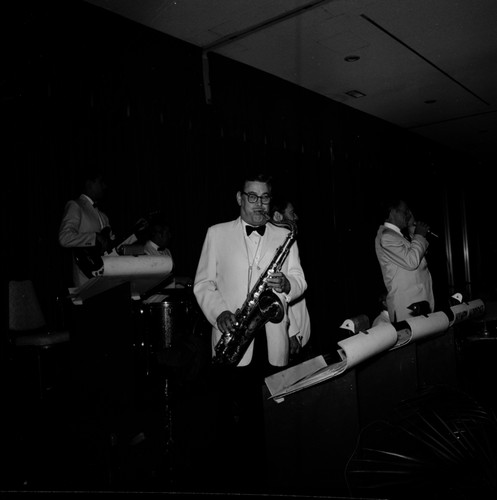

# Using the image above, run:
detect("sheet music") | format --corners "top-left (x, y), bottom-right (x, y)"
top-left (265, 301), bottom-right (486, 403)
top-left (267, 359), bottom-right (347, 402)
top-left (69, 255), bottom-right (173, 304)
top-left (265, 355), bottom-right (328, 398)
top-left (266, 322), bottom-right (397, 402)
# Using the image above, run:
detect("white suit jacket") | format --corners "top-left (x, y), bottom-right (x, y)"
top-left (375, 223), bottom-right (434, 322)
top-left (287, 296), bottom-right (311, 347)
top-left (58, 194), bottom-right (111, 287)
top-left (194, 217), bottom-right (307, 367)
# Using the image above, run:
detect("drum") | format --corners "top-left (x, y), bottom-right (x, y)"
top-left (133, 288), bottom-right (210, 379)
top-left (143, 289), bottom-right (197, 352)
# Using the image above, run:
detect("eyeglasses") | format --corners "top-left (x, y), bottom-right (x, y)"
top-left (242, 192), bottom-right (272, 204)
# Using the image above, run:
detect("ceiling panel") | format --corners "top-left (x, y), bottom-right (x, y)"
top-left (84, 0), bottom-right (497, 163)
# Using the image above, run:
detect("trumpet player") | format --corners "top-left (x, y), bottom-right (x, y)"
top-left (375, 198), bottom-right (435, 322)
top-left (193, 171), bottom-right (307, 490)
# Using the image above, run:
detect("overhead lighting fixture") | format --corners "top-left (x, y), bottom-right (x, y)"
top-left (344, 55), bottom-right (360, 62)
top-left (345, 90), bottom-right (366, 98)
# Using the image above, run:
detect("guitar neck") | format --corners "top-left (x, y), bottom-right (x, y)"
top-left (106, 232), bottom-right (138, 255)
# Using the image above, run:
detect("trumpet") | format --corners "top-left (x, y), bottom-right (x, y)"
top-left (413, 223), bottom-right (439, 239)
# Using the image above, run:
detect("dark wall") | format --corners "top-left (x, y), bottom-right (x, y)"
top-left (4, 0), bottom-right (490, 352)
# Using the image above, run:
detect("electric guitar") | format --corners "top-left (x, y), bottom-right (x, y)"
top-left (74, 212), bottom-right (158, 279)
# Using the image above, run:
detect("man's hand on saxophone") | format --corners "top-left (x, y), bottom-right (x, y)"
top-left (266, 271), bottom-right (290, 294)
top-left (216, 310), bottom-right (237, 334)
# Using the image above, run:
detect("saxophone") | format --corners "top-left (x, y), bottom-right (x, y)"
top-left (213, 218), bottom-right (298, 366)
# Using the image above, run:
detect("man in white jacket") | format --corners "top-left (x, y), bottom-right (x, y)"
top-left (58, 167), bottom-right (114, 287)
top-left (194, 173), bottom-right (307, 369)
top-left (193, 171), bottom-right (307, 489)
top-left (375, 198), bottom-right (434, 322)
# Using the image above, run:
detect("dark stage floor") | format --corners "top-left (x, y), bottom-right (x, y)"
top-left (1, 339), bottom-right (233, 495)
top-left (3, 323), bottom-right (497, 498)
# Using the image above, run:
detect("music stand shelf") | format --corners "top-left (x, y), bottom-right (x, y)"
top-left (69, 255), bottom-right (173, 304)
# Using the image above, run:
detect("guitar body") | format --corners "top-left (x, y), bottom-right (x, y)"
top-left (74, 247), bottom-right (105, 279)
top-left (73, 211), bottom-right (157, 279)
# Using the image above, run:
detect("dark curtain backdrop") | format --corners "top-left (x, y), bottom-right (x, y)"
top-left (4, 0), bottom-right (491, 354)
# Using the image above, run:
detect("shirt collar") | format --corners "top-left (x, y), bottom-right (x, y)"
top-left (241, 219), bottom-right (264, 237)
top-left (81, 194), bottom-right (95, 206)
top-left (384, 222), bottom-right (402, 235)
top-left (241, 219), bottom-right (252, 231)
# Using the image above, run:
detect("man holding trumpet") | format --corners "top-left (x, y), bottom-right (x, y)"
top-left (375, 198), bottom-right (435, 322)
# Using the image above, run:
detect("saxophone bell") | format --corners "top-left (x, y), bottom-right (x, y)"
top-left (257, 289), bottom-right (285, 324)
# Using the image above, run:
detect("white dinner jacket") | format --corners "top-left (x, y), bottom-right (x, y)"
top-left (287, 295), bottom-right (311, 347)
top-left (194, 217), bottom-right (307, 367)
top-left (58, 194), bottom-right (111, 287)
top-left (375, 224), bottom-right (434, 322)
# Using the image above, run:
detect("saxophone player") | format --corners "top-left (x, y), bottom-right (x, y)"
top-left (193, 171), bottom-right (307, 490)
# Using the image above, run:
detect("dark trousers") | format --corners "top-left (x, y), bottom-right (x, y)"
top-left (207, 330), bottom-right (278, 493)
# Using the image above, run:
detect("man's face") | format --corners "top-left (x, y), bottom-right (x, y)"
top-left (391, 201), bottom-right (412, 230)
top-left (237, 180), bottom-right (271, 226)
top-left (89, 175), bottom-right (107, 202)
top-left (156, 226), bottom-right (171, 248)
top-left (283, 203), bottom-right (298, 222)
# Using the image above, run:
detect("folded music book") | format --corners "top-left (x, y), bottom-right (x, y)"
top-left (266, 322), bottom-right (397, 402)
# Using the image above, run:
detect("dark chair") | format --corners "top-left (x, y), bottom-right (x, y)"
top-left (8, 279), bottom-right (70, 400)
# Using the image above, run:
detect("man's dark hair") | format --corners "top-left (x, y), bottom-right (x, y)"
top-left (239, 171), bottom-right (273, 193)
top-left (147, 212), bottom-right (169, 233)
top-left (136, 211), bottom-right (170, 244)
top-left (379, 198), bottom-right (406, 220)
top-left (77, 164), bottom-right (105, 190)
top-left (270, 195), bottom-right (291, 217)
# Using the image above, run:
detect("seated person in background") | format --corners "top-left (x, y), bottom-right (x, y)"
top-left (143, 214), bottom-right (173, 259)
top-left (140, 214), bottom-right (176, 297)
top-left (141, 213), bottom-right (191, 294)
top-left (271, 196), bottom-right (311, 362)
top-left (372, 291), bottom-right (391, 327)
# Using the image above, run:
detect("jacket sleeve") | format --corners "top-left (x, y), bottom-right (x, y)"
top-left (287, 305), bottom-right (300, 338)
top-left (193, 227), bottom-right (230, 327)
top-left (284, 241), bottom-right (307, 304)
top-left (379, 231), bottom-right (429, 271)
top-left (58, 200), bottom-right (97, 248)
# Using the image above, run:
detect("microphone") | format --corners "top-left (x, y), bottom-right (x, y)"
top-left (413, 223), bottom-right (439, 239)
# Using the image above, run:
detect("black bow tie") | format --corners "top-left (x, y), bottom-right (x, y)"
top-left (246, 225), bottom-right (266, 236)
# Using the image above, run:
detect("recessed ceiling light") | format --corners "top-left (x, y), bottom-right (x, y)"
top-left (424, 99), bottom-right (437, 104)
top-left (344, 55), bottom-right (360, 62)
top-left (345, 90), bottom-right (366, 98)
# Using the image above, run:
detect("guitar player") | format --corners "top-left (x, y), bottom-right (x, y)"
top-left (59, 166), bottom-right (150, 477)
top-left (58, 166), bottom-right (145, 287)
top-left (58, 166), bottom-right (116, 287)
